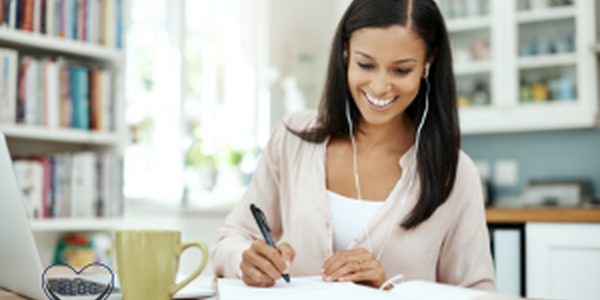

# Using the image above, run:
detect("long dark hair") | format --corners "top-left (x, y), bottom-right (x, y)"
top-left (289, 0), bottom-right (460, 230)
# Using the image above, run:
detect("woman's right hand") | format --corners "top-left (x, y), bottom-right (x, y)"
top-left (240, 240), bottom-right (296, 287)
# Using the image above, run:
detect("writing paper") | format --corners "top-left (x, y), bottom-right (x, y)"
top-left (218, 276), bottom-right (397, 300)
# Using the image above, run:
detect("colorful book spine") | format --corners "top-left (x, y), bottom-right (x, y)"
top-left (22, 0), bottom-right (34, 31)
top-left (116, 0), bottom-right (122, 49)
top-left (0, 48), bottom-right (18, 123)
top-left (14, 152), bottom-right (122, 219)
top-left (71, 65), bottom-right (89, 129)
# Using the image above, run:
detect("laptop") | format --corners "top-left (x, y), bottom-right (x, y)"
top-left (0, 133), bottom-right (215, 299)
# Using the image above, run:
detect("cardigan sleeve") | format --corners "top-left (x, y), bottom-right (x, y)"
top-left (436, 154), bottom-right (497, 292)
top-left (210, 120), bottom-right (287, 278)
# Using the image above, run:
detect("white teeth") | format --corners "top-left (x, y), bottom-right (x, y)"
top-left (365, 93), bottom-right (396, 107)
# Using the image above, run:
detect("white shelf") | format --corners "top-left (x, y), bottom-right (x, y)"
top-left (30, 218), bottom-right (124, 231)
top-left (460, 100), bottom-right (595, 134)
top-left (517, 6), bottom-right (576, 24)
top-left (446, 16), bottom-right (491, 32)
top-left (0, 124), bottom-right (120, 145)
top-left (518, 53), bottom-right (577, 69)
top-left (0, 27), bottom-right (124, 62)
top-left (454, 61), bottom-right (492, 76)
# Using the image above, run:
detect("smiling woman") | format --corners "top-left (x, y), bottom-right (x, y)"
top-left (211, 0), bottom-right (495, 292)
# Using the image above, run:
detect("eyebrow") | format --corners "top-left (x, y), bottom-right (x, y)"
top-left (355, 51), bottom-right (417, 64)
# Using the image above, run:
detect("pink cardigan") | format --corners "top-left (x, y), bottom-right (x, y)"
top-left (210, 110), bottom-right (496, 291)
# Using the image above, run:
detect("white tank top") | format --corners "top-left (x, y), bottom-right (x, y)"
top-left (326, 190), bottom-right (384, 252)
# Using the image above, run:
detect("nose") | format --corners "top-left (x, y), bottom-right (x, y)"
top-left (370, 70), bottom-right (392, 96)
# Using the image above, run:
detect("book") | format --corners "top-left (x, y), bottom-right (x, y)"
top-left (23, 0), bottom-right (35, 31)
top-left (33, 0), bottom-right (41, 33)
top-left (70, 152), bottom-right (96, 218)
top-left (0, 48), bottom-right (18, 123)
top-left (8, 0), bottom-right (16, 29)
top-left (14, 55), bottom-right (111, 130)
top-left (45, 0), bottom-right (54, 35)
top-left (13, 159), bottom-right (44, 219)
top-left (44, 56), bottom-right (61, 127)
top-left (70, 65), bottom-right (90, 129)
top-left (14, 151), bottom-right (122, 219)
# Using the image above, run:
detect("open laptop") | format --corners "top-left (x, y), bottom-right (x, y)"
top-left (0, 133), bottom-right (215, 299)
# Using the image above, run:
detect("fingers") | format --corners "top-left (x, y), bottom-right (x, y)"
top-left (240, 259), bottom-right (275, 287)
top-left (240, 240), bottom-right (297, 287)
top-left (321, 248), bottom-right (369, 278)
top-left (277, 242), bottom-right (296, 273)
top-left (320, 248), bottom-right (387, 287)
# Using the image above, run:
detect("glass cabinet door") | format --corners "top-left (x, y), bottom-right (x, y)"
top-left (437, 0), bottom-right (494, 109)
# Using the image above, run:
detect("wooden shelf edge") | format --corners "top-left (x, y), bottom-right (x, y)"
top-left (0, 124), bottom-right (120, 145)
top-left (518, 53), bottom-right (577, 69)
top-left (446, 16), bottom-right (491, 33)
top-left (486, 208), bottom-right (600, 224)
top-left (516, 6), bottom-right (576, 23)
top-left (0, 27), bottom-right (124, 62)
top-left (30, 218), bottom-right (124, 231)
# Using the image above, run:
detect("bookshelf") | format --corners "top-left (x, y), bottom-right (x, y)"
top-left (0, 0), bottom-right (129, 266)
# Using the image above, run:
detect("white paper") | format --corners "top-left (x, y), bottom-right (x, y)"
top-left (389, 280), bottom-right (491, 300)
top-left (218, 276), bottom-right (398, 300)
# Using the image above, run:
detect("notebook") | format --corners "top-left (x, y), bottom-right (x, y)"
top-left (218, 276), bottom-right (519, 300)
top-left (218, 276), bottom-right (398, 300)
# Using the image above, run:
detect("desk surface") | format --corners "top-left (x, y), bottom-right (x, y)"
top-left (0, 289), bottom-right (23, 300)
top-left (486, 207), bottom-right (600, 223)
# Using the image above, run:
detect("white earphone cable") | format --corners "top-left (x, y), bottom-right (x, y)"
top-left (344, 65), bottom-right (430, 262)
top-left (375, 75), bottom-right (430, 261)
top-left (345, 102), bottom-right (373, 253)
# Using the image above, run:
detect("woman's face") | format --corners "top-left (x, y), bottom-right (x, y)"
top-left (347, 25), bottom-right (428, 129)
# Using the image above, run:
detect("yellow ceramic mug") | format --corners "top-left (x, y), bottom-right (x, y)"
top-left (116, 230), bottom-right (208, 300)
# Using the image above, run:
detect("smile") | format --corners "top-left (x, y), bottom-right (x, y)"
top-left (364, 92), bottom-right (397, 107)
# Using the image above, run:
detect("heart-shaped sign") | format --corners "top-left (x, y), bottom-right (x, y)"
top-left (41, 263), bottom-right (114, 300)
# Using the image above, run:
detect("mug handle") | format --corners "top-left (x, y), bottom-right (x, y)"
top-left (170, 241), bottom-right (209, 296)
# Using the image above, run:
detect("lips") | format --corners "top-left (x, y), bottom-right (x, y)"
top-left (363, 91), bottom-right (398, 111)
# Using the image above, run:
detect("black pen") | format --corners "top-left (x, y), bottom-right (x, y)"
top-left (250, 203), bottom-right (291, 283)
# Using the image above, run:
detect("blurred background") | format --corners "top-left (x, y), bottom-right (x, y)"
top-left (2, 0), bottom-right (599, 299)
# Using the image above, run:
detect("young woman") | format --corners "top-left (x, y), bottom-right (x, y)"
top-left (211, 0), bottom-right (495, 291)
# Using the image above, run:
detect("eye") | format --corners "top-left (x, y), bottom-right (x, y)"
top-left (357, 62), bottom-right (374, 70)
top-left (395, 68), bottom-right (410, 75)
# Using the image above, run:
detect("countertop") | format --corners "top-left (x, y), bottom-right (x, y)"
top-left (485, 207), bottom-right (600, 223)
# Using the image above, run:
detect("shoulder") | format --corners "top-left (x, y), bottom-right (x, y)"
top-left (444, 150), bottom-right (483, 208)
top-left (280, 109), bottom-right (319, 132)
top-left (266, 110), bottom-right (320, 158)
top-left (269, 110), bottom-right (319, 145)
top-left (455, 150), bottom-right (481, 183)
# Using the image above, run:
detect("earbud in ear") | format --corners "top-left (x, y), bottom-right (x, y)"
top-left (425, 63), bottom-right (430, 78)
top-left (343, 50), bottom-right (348, 60)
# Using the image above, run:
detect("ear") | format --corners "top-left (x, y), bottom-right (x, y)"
top-left (343, 47), bottom-right (349, 66)
top-left (423, 48), bottom-right (438, 78)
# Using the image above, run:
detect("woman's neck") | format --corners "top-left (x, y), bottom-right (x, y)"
top-left (354, 114), bottom-right (415, 154)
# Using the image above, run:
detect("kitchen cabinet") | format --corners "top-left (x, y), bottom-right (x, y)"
top-left (437, 0), bottom-right (598, 134)
top-left (526, 222), bottom-right (600, 300)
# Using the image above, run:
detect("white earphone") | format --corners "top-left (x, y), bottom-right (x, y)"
top-left (344, 60), bottom-right (431, 261)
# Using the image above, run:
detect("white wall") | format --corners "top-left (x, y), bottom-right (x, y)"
top-left (267, 0), bottom-right (342, 128)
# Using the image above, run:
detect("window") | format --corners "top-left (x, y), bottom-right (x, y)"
top-left (124, 0), bottom-right (269, 204)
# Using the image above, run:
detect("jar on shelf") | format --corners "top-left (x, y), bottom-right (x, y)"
top-left (531, 82), bottom-right (549, 101)
top-left (472, 81), bottom-right (490, 106)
